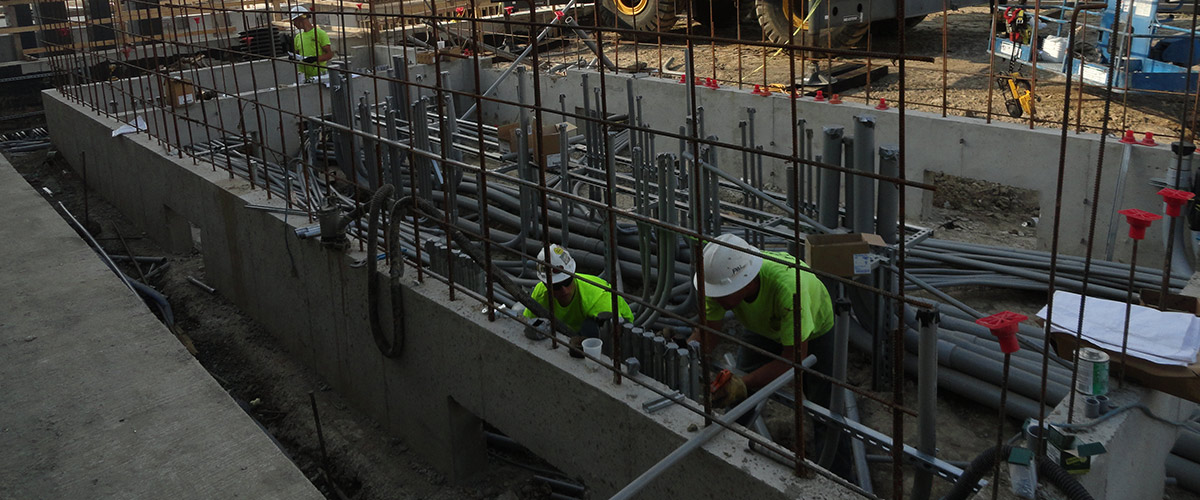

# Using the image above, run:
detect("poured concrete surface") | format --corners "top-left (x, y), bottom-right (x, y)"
top-left (0, 154), bottom-right (322, 500)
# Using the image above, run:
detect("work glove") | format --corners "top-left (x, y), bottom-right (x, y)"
top-left (302, 56), bottom-right (319, 63)
top-left (710, 370), bottom-right (747, 409)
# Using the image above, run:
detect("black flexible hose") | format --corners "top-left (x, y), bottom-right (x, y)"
top-left (941, 445), bottom-right (1094, 500)
top-left (367, 184), bottom-right (403, 358)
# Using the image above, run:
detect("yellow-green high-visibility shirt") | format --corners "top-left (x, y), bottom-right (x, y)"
top-left (704, 251), bottom-right (834, 346)
top-left (523, 273), bottom-right (635, 332)
top-left (294, 27), bottom-right (330, 78)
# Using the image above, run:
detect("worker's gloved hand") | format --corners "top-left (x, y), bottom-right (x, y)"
top-left (568, 335), bottom-right (586, 358)
top-left (710, 374), bottom-right (747, 409)
top-left (302, 56), bottom-right (319, 63)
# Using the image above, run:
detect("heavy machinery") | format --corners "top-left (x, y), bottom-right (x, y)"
top-left (987, 0), bottom-right (1200, 95)
top-left (596, 0), bottom-right (954, 48)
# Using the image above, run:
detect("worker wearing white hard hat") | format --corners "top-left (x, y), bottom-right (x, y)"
top-left (522, 244), bottom-right (633, 339)
top-left (688, 233), bottom-right (849, 478)
top-left (289, 5), bottom-right (334, 79)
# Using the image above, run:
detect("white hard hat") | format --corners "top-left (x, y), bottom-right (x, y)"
top-left (536, 244), bottom-right (577, 284)
top-left (289, 5), bottom-right (310, 20)
top-left (694, 233), bottom-right (763, 298)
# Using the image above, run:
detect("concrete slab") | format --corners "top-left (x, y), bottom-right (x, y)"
top-left (0, 154), bottom-right (322, 500)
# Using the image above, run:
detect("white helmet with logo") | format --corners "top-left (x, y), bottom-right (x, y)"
top-left (536, 244), bottom-right (577, 284)
top-left (289, 5), bottom-right (310, 20)
top-left (694, 233), bottom-right (763, 298)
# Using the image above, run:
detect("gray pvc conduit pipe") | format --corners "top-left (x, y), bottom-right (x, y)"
top-left (909, 249), bottom-right (1130, 301)
top-left (1168, 455), bottom-right (1200, 495)
top-left (847, 320), bottom-right (1048, 421)
top-left (843, 390), bottom-right (874, 495)
top-left (817, 299), bottom-right (852, 470)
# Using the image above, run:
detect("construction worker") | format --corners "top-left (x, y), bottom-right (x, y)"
top-left (689, 233), bottom-right (850, 477)
top-left (523, 244), bottom-right (634, 340)
top-left (290, 6), bottom-right (334, 79)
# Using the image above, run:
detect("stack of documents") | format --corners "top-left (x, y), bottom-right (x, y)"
top-left (1036, 290), bottom-right (1200, 366)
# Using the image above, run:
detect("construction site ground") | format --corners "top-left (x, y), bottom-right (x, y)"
top-left (8, 140), bottom-right (1198, 499)
top-left (562, 5), bottom-right (1191, 140)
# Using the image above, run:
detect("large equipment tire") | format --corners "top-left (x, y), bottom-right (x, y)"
top-left (754, 0), bottom-right (811, 46)
top-left (690, 0), bottom-right (738, 28)
top-left (599, 0), bottom-right (678, 31)
top-left (754, 0), bottom-right (912, 49)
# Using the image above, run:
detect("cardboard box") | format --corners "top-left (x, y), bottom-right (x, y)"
top-left (160, 77), bottom-right (195, 108)
top-left (804, 233), bottom-right (886, 277)
top-left (415, 47), bottom-right (464, 64)
top-left (1051, 331), bottom-right (1200, 404)
top-left (1139, 288), bottom-right (1200, 316)
top-left (497, 121), bottom-right (577, 166)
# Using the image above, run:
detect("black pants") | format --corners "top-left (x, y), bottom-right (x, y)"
top-left (736, 329), bottom-right (854, 480)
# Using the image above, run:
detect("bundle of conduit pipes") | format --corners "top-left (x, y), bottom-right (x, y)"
top-left (182, 66), bottom-right (1192, 498)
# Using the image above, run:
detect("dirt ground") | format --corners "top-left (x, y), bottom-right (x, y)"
top-left (541, 5), bottom-right (1196, 140)
top-left (5, 148), bottom-right (572, 500)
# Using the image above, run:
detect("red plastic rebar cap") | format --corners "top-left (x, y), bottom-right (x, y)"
top-left (504, 5), bottom-right (514, 14)
top-left (830, 93), bottom-right (843, 104)
top-left (1119, 130), bottom-right (1137, 144)
top-left (875, 98), bottom-right (888, 110)
top-left (814, 90), bottom-right (825, 102)
top-left (678, 74), bottom-right (687, 84)
top-left (1158, 188), bottom-right (1195, 217)
top-left (705, 77), bottom-right (719, 89)
top-left (752, 84), bottom-right (771, 96)
top-left (975, 311), bottom-right (1028, 354)
top-left (1141, 132), bottom-right (1157, 146)
top-left (1119, 208), bottom-right (1163, 240)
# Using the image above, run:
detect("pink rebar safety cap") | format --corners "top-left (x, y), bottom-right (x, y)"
top-left (976, 311), bottom-right (1028, 354)
top-left (1118, 208), bottom-right (1162, 240)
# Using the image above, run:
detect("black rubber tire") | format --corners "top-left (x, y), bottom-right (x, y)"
top-left (754, 0), bottom-right (809, 46)
top-left (754, 0), bottom-right (866, 50)
top-left (599, 0), bottom-right (678, 31)
top-left (691, 0), bottom-right (738, 28)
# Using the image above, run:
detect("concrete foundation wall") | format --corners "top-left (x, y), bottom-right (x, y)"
top-left (44, 89), bottom-right (857, 500)
top-left (476, 68), bottom-right (1189, 268)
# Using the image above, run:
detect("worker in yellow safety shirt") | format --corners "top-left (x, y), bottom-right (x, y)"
top-left (523, 244), bottom-right (634, 344)
top-left (688, 233), bottom-right (850, 478)
top-left (290, 6), bottom-right (333, 79)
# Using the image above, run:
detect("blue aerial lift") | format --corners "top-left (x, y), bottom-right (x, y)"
top-left (988, 0), bottom-right (1200, 117)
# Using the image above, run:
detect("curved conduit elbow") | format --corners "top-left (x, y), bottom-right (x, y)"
top-left (367, 185), bottom-right (404, 358)
top-left (941, 445), bottom-right (1094, 500)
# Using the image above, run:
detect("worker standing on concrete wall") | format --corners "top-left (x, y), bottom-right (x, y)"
top-left (523, 244), bottom-right (634, 344)
top-left (689, 233), bottom-right (850, 477)
top-left (290, 6), bottom-right (334, 79)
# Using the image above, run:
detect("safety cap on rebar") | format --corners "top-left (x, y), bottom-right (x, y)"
top-left (1158, 188), bottom-right (1195, 217)
top-left (830, 94), bottom-right (843, 104)
top-left (752, 84), bottom-right (772, 96)
top-left (814, 90), bottom-right (826, 102)
top-left (875, 98), bottom-right (888, 110)
top-left (705, 77), bottom-right (719, 89)
top-left (976, 311), bottom-right (1027, 354)
top-left (1141, 132), bottom-right (1157, 146)
top-left (1119, 208), bottom-right (1162, 240)
top-left (1119, 130), bottom-right (1137, 144)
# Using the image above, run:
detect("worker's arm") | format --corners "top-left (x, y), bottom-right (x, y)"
top-left (318, 43), bottom-right (334, 62)
top-left (740, 343), bottom-right (797, 390)
top-left (687, 318), bottom-right (723, 355)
